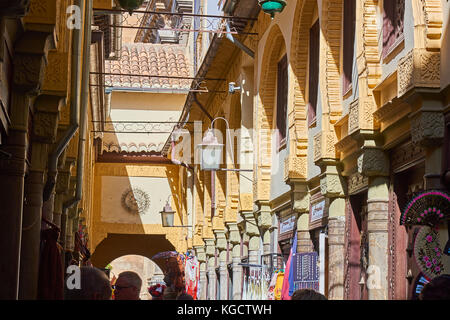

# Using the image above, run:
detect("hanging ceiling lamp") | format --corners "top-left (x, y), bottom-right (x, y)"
top-left (258, 0), bottom-right (287, 19)
top-left (116, 0), bottom-right (145, 15)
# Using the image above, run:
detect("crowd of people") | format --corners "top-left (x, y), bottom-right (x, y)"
top-left (63, 266), bottom-right (450, 300)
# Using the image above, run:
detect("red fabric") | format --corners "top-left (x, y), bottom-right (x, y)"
top-left (281, 251), bottom-right (292, 300)
top-left (38, 228), bottom-right (64, 300)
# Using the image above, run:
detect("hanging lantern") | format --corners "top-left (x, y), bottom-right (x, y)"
top-left (197, 129), bottom-right (224, 171)
top-left (116, 0), bottom-right (145, 15)
top-left (160, 201), bottom-right (175, 227)
top-left (258, 0), bottom-right (287, 18)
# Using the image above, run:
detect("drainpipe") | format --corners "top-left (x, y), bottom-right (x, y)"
top-left (62, 0), bottom-right (93, 247)
top-left (225, 22), bottom-right (254, 59)
top-left (43, 0), bottom-right (84, 201)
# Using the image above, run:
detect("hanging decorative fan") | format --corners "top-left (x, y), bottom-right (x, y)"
top-left (400, 190), bottom-right (450, 226)
top-left (411, 273), bottom-right (431, 300)
top-left (413, 225), bottom-right (450, 280)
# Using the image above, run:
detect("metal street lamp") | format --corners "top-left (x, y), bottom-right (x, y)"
top-left (258, 0), bottom-right (287, 19)
top-left (197, 128), bottom-right (224, 171)
top-left (159, 196), bottom-right (192, 228)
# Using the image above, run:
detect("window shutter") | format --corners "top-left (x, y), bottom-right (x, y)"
top-left (308, 20), bottom-right (320, 126)
top-left (382, 0), bottom-right (405, 58)
top-left (342, 0), bottom-right (355, 95)
top-left (276, 54), bottom-right (288, 146)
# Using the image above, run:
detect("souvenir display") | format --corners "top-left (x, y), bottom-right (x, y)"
top-left (413, 224), bottom-right (450, 280)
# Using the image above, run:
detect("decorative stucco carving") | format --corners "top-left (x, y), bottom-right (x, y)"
top-left (357, 148), bottom-right (390, 177)
top-left (13, 54), bottom-right (46, 92)
top-left (0, 0), bottom-right (31, 17)
top-left (42, 51), bottom-right (68, 96)
top-left (120, 187), bottom-right (150, 215)
top-left (391, 141), bottom-right (425, 172)
top-left (284, 155), bottom-right (307, 181)
top-left (347, 172), bottom-right (369, 195)
top-left (314, 131), bottom-right (337, 163)
top-left (348, 99), bottom-right (359, 134)
top-left (320, 173), bottom-right (346, 198)
top-left (410, 111), bottom-right (445, 147)
top-left (314, 132), bottom-right (322, 162)
top-left (398, 49), bottom-right (440, 97)
top-left (33, 111), bottom-right (58, 143)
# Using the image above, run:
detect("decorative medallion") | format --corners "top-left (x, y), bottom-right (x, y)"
top-left (121, 187), bottom-right (150, 215)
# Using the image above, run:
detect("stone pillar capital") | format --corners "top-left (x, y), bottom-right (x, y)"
top-left (289, 180), bottom-right (310, 213)
top-left (193, 246), bottom-right (206, 262)
top-left (214, 230), bottom-right (227, 251)
top-left (358, 147), bottom-right (389, 177)
top-left (254, 200), bottom-right (272, 230)
top-left (240, 211), bottom-right (260, 237)
top-left (225, 222), bottom-right (241, 245)
top-left (410, 110), bottom-right (445, 147)
top-left (204, 239), bottom-right (216, 257)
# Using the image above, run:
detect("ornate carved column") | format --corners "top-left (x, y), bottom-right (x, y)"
top-left (226, 222), bottom-right (241, 300)
top-left (289, 181), bottom-right (312, 253)
top-left (204, 239), bottom-right (216, 300)
top-left (358, 143), bottom-right (390, 300)
top-left (214, 230), bottom-right (227, 300)
top-left (19, 95), bottom-right (61, 299)
top-left (241, 211), bottom-right (260, 264)
top-left (254, 200), bottom-right (271, 255)
top-left (0, 31), bottom-right (52, 299)
top-left (53, 156), bottom-right (75, 228)
top-left (194, 245), bottom-right (207, 300)
top-left (318, 159), bottom-right (347, 300)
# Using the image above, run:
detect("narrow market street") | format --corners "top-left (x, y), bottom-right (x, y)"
top-left (0, 0), bottom-right (449, 301)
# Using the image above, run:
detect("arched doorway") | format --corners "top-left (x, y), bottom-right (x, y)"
top-left (107, 254), bottom-right (164, 300)
top-left (90, 233), bottom-right (177, 272)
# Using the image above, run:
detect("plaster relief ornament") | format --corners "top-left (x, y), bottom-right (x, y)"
top-left (121, 187), bottom-right (150, 215)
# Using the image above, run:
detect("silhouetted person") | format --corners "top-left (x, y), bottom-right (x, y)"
top-left (291, 289), bottom-right (327, 300)
top-left (114, 271), bottom-right (142, 300)
top-left (419, 274), bottom-right (450, 300)
top-left (65, 266), bottom-right (112, 300)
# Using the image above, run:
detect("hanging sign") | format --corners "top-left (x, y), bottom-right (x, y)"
top-left (280, 215), bottom-right (296, 234)
top-left (310, 200), bottom-right (326, 222)
top-left (292, 252), bottom-right (320, 291)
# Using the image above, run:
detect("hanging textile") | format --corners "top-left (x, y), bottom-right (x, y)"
top-left (288, 232), bottom-right (298, 297)
top-left (274, 271), bottom-right (284, 300)
top-left (292, 252), bottom-right (320, 291)
top-left (267, 271), bottom-right (278, 300)
top-left (37, 228), bottom-right (64, 300)
top-left (281, 251), bottom-right (292, 300)
top-left (185, 255), bottom-right (199, 299)
top-left (242, 269), bottom-right (248, 300)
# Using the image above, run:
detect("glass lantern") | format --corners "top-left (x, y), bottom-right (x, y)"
top-left (117, 0), bottom-right (145, 15)
top-left (197, 129), bottom-right (224, 171)
top-left (258, 0), bottom-right (287, 18)
top-left (160, 202), bottom-right (175, 227)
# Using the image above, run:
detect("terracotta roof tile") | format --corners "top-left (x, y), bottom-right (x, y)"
top-left (105, 44), bottom-right (191, 90)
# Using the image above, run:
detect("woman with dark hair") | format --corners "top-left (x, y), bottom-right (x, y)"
top-left (291, 289), bottom-right (327, 300)
top-left (419, 274), bottom-right (450, 300)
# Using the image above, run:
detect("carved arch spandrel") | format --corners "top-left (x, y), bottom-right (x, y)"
top-left (256, 24), bottom-right (287, 200)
